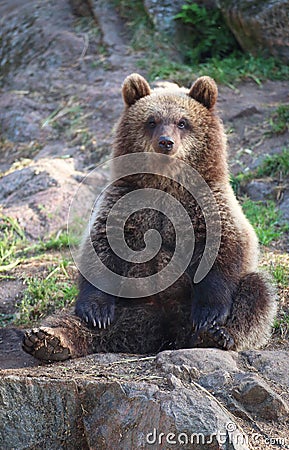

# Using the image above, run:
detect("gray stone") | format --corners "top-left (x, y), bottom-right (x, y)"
top-left (0, 375), bottom-right (86, 449)
top-left (157, 348), bottom-right (289, 424)
top-left (232, 106), bottom-right (260, 119)
top-left (245, 180), bottom-right (274, 201)
top-left (0, 0), bottom-right (87, 82)
top-left (244, 350), bottom-right (289, 389)
top-left (92, 0), bottom-right (128, 52)
top-left (1, 158), bottom-right (96, 239)
top-left (279, 193), bottom-right (289, 225)
top-left (144, 0), bottom-right (185, 34)
top-left (231, 373), bottom-right (289, 420)
top-left (156, 348), bottom-right (239, 374)
top-left (0, 353), bottom-right (249, 450)
top-left (69, 0), bottom-right (95, 18)
top-left (1, 349), bottom-right (289, 448)
top-left (0, 167), bottom-right (58, 204)
top-left (218, 0), bottom-right (289, 63)
top-left (82, 379), bottom-right (248, 449)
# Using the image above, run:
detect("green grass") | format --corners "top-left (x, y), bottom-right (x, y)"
top-left (0, 215), bottom-right (26, 271)
top-left (0, 215), bottom-right (80, 326)
top-left (0, 313), bottom-right (15, 327)
top-left (15, 262), bottom-right (78, 326)
top-left (269, 104), bottom-right (289, 135)
top-left (174, 2), bottom-right (239, 63)
top-left (198, 54), bottom-right (289, 85)
top-left (24, 230), bottom-right (80, 255)
top-left (138, 53), bottom-right (289, 87)
top-left (270, 263), bottom-right (289, 287)
top-left (0, 214), bottom-right (79, 273)
top-left (241, 199), bottom-right (288, 246)
top-left (255, 148), bottom-right (289, 178)
top-left (230, 148), bottom-right (289, 195)
top-left (230, 173), bottom-right (249, 196)
top-left (274, 313), bottom-right (289, 339)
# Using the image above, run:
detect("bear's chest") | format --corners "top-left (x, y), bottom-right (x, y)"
top-left (123, 192), bottom-right (204, 253)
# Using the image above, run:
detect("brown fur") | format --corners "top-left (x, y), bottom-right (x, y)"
top-left (23, 74), bottom-right (277, 362)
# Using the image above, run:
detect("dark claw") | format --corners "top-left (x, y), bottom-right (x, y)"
top-left (207, 322), bottom-right (235, 350)
top-left (191, 321), bottom-right (235, 350)
top-left (75, 293), bottom-right (115, 330)
top-left (191, 303), bottom-right (231, 332)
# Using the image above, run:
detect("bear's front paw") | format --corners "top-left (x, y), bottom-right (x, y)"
top-left (75, 296), bottom-right (115, 329)
top-left (191, 303), bottom-right (230, 331)
top-left (23, 327), bottom-right (72, 362)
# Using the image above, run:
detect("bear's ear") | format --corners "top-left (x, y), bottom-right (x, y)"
top-left (188, 76), bottom-right (218, 110)
top-left (122, 73), bottom-right (151, 107)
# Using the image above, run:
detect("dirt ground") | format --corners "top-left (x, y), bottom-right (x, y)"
top-left (0, 0), bottom-right (288, 370)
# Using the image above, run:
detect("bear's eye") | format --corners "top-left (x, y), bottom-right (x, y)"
top-left (177, 119), bottom-right (187, 129)
top-left (148, 119), bottom-right (157, 129)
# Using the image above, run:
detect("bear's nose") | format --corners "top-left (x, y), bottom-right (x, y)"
top-left (158, 136), bottom-right (174, 152)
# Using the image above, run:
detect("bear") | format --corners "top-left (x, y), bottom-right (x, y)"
top-left (23, 73), bottom-right (277, 362)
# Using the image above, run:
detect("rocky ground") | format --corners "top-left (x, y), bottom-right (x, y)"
top-left (0, 1), bottom-right (288, 448)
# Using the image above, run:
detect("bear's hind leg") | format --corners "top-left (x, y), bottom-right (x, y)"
top-left (22, 301), bottom-right (168, 362)
top-left (191, 272), bottom-right (277, 351)
top-left (226, 272), bottom-right (277, 351)
top-left (23, 313), bottom-right (94, 362)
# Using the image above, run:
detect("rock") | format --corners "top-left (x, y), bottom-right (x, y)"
top-left (0, 158), bottom-right (99, 239)
top-left (0, 2), bottom-right (40, 79)
top-left (0, 375), bottom-right (86, 449)
top-left (92, 0), bottom-right (128, 53)
top-left (0, 167), bottom-right (58, 203)
top-left (279, 192), bottom-right (289, 225)
top-left (69, 0), bottom-right (95, 18)
top-left (0, 0), bottom-right (90, 82)
top-left (244, 350), bottom-right (289, 388)
top-left (218, 0), bottom-right (289, 63)
top-left (83, 380), bottom-right (247, 449)
top-left (144, 0), bottom-right (185, 34)
top-left (245, 180), bottom-right (274, 201)
top-left (0, 351), bottom-right (248, 450)
top-left (231, 373), bottom-right (289, 420)
top-left (157, 348), bottom-right (289, 424)
top-left (156, 348), bottom-right (239, 374)
top-left (232, 106), bottom-right (260, 119)
top-left (1, 348), bottom-right (289, 448)
top-left (0, 328), bottom-right (37, 370)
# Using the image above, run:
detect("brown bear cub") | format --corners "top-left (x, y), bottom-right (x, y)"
top-left (23, 74), bottom-right (277, 362)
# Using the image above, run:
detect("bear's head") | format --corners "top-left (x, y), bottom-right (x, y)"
top-left (114, 73), bottom-right (228, 182)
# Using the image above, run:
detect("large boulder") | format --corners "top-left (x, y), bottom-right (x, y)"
top-left (1, 349), bottom-right (289, 449)
top-left (0, 158), bottom-right (107, 239)
top-left (218, 0), bottom-right (289, 62)
top-left (144, 0), bottom-right (289, 63)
